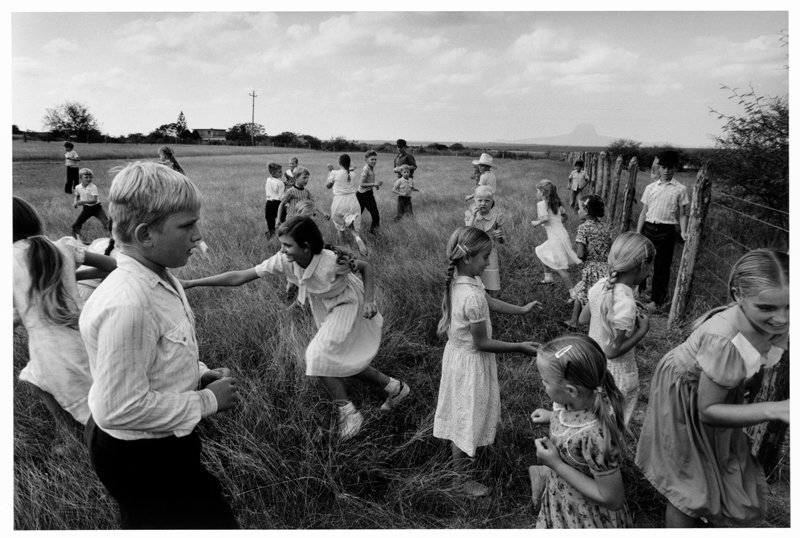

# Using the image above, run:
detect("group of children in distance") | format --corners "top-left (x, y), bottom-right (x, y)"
top-left (12, 146), bottom-right (789, 529)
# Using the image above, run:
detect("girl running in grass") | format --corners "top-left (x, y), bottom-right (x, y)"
top-left (13, 196), bottom-right (116, 440)
top-left (635, 249), bottom-right (789, 527)
top-left (529, 334), bottom-right (632, 528)
top-left (531, 179), bottom-right (581, 293)
top-left (326, 154), bottom-right (367, 255)
top-left (579, 232), bottom-right (654, 426)
top-left (433, 226), bottom-right (539, 497)
top-left (182, 216), bottom-right (409, 440)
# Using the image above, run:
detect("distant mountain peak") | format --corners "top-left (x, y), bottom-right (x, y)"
top-left (505, 124), bottom-right (615, 147)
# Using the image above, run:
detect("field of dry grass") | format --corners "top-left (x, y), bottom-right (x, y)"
top-left (11, 141), bottom-right (789, 529)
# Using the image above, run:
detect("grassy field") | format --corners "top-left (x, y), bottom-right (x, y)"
top-left (11, 141), bottom-right (789, 529)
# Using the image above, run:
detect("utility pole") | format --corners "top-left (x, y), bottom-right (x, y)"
top-left (249, 90), bottom-right (257, 146)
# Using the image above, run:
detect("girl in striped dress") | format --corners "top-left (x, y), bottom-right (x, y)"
top-left (182, 216), bottom-right (409, 441)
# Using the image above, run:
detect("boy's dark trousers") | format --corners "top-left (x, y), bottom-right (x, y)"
top-left (72, 204), bottom-right (110, 237)
top-left (356, 190), bottom-right (380, 231)
top-left (264, 200), bottom-right (281, 234)
top-left (394, 196), bottom-right (413, 220)
top-left (639, 221), bottom-right (677, 306)
top-left (64, 167), bottom-right (79, 194)
top-left (85, 416), bottom-right (238, 530)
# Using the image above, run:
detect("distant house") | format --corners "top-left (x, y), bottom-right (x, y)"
top-left (195, 128), bottom-right (227, 143)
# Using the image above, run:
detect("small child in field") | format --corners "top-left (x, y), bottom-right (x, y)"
top-left (392, 164), bottom-right (416, 220)
top-left (158, 145), bottom-right (185, 174)
top-left (568, 160), bottom-right (590, 211)
top-left (183, 216), bottom-right (411, 440)
top-left (285, 156), bottom-right (299, 184)
top-left (531, 179), bottom-right (581, 292)
top-left (13, 196), bottom-right (116, 443)
top-left (326, 154), bottom-right (368, 255)
top-left (79, 161), bottom-right (240, 529)
top-left (434, 227), bottom-right (539, 497)
top-left (529, 334), bottom-right (632, 528)
top-left (636, 249), bottom-right (789, 528)
top-left (579, 232), bottom-right (653, 426)
top-left (465, 153), bottom-right (497, 201)
top-left (276, 166), bottom-right (329, 228)
top-left (264, 162), bottom-right (285, 239)
top-left (63, 141), bottom-right (80, 194)
top-left (464, 186), bottom-right (505, 294)
top-left (565, 195), bottom-right (611, 329)
top-left (72, 168), bottom-right (111, 242)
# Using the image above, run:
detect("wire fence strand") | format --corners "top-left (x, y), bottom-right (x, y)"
top-left (699, 247), bottom-right (735, 271)
top-left (715, 190), bottom-right (789, 216)
top-left (705, 227), bottom-right (751, 252)
top-left (710, 201), bottom-right (789, 233)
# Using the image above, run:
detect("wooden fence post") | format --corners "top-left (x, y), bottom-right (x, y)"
top-left (607, 155), bottom-right (624, 224)
top-left (588, 153), bottom-right (599, 194)
top-left (597, 151), bottom-right (609, 199)
top-left (618, 157), bottom-right (638, 233)
top-left (667, 164), bottom-right (712, 327)
top-left (746, 346), bottom-right (790, 479)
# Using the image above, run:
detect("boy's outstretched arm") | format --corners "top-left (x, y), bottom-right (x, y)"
top-left (182, 268), bottom-right (259, 289)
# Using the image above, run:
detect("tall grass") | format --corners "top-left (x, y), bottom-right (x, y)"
top-left (12, 143), bottom-right (788, 529)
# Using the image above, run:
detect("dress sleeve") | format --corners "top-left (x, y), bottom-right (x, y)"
top-left (610, 294), bottom-right (636, 335)
top-left (695, 333), bottom-right (747, 388)
top-left (57, 236), bottom-right (87, 265)
top-left (462, 289), bottom-right (487, 324)
top-left (536, 200), bottom-right (548, 220)
top-left (581, 428), bottom-right (622, 477)
top-left (253, 252), bottom-right (287, 278)
top-left (575, 222), bottom-right (588, 245)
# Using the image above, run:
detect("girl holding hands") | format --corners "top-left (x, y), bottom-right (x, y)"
top-left (529, 334), bottom-right (632, 528)
top-left (635, 249), bottom-right (789, 527)
top-left (433, 226), bottom-right (539, 497)
top-left (183, 216), bottom-right (409, 441)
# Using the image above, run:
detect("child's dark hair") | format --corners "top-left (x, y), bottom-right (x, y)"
top-left (437, 226), bottom-right (494, 336)
top-left (365, 150), bottom-right (378, 159)
top-left (338, 154), bottom-right (351, 169)
top-left (536, 179), bottom-right (562, 215)
top-left (693, 249), bottom-right (789, 329)
top-left (538, 334), bottom-right (627, 455)
top-left (657, 150), bottom-right (680, 169)
top-left (13, 196), bottom-right (79, 328)
top-left (581, 194), bottom-right (605, 218)
top-left (64, 142), bottom-right (74, 149)
top-left (575, 159), bottom-right (584, 167)
top-left (267, 162), bottom-right (282, 176)
top-left (277, 216), bottom-right (358, 271)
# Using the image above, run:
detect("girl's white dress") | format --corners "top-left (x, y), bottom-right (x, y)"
top-left (329, 169), bottom-right (362, 232)
top-left (76, 237), bottom-right (117, 302)
top-left (433, 276), bottom-right (499, 457)
top-left (464, 207), bottom-right (505, 291)
top-left (586, 278), bottom-right (639, 426)
top-left (254, 249), bottom-right (382, 377)
top-left (534, 200), bottom-right (581, 270)
top-left (13, 236), bottom-right (92, 424)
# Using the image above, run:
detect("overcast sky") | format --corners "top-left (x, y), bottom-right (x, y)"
top-left (10, 3), bottom-right (790, 148)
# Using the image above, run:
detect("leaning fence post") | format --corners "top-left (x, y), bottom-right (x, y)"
top-left (618, 157), bottom-right (638, 233)
top-left (597, 151), bottom-right (609, 199)
top-left (667, 164), bottom-right (712, 327)
top-left (607, 155), bottom-right (624, 224)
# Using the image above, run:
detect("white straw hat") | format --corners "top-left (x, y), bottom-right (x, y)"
top-left (472, 153), bottom-right (494, 167)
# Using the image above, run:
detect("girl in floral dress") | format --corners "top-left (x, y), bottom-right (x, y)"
top-left (565, 194), bottom-right (611, 329)
top-left (529, 334), bottom-right (632, 528)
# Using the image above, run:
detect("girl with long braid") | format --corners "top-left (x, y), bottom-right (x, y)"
top-left (433, 226), bottom-right (539, 497)
top-left (529, 334), bottom-right (632, 528)
top-left (579, 232), bottom-right (654, 426)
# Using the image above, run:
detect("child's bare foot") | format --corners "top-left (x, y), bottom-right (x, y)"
top-left (354, 236), bottom-right (367, 256)
top-left (529, 465), bottom-right (548, 507)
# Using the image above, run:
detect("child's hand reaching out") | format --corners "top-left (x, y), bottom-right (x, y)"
top-left (521, 301), bottom-right (542, 314)
top-left (519, 342), bottom-right (539, 356)
top-left (530, 408), bottom-right (552, 424)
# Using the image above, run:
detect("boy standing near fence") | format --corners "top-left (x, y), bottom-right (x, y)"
top-left (79, 161), bottom-right (240, 529)
top-left (568, 160), bottom-right (590, 211)
top-left (635, 150), bottom-right (689, 311)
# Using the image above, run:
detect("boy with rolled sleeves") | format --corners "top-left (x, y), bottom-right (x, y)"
top-left (636, 150), bottom-right (689, 311)
top-left (79, 161), bottom-right (241, 529)
top-left (63, 141), bottom-right (81, 194)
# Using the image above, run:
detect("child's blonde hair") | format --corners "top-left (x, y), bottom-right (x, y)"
top-left (397, 164), bottom-right (412, 174)
top-left (13, 196), bottom-right (80, 328)
top-left (294, 199), bottom-right (316, 216)
top-left (292, 166), bottom-right (310, 182)
top-left (108, 161), bottom-right (201, 246)
top-left (693, 248), bottom-right (789, 329)
top-left (437, 226), bottom-right (494, 336)
top-left (79, 168), bottom-right (94, 177)
top-left (598, 232), bottom-right (655, 337)
top-left (536, 179), bottom-right (562, 214)
top-left (473, 185), bottom-right (493, 199)
top-left (537, 334), bottom-right (627, 456)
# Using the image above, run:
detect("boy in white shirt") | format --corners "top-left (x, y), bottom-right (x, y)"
top-left (63, 141), bottom-right (80, 194)
top-left (79, 161), bottom-right (240, 529)
top-left (71, 168), bottom-right (110, 241)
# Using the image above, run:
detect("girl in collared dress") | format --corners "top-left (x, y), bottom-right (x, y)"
top-left (182, 216), bottom-right (409, 440)
top-left (433, 226), bottom-right (539, 497)
top-left (635, 249), bottom-right (789, 527)
top-left (464, 186), bottom-right (505, 294)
